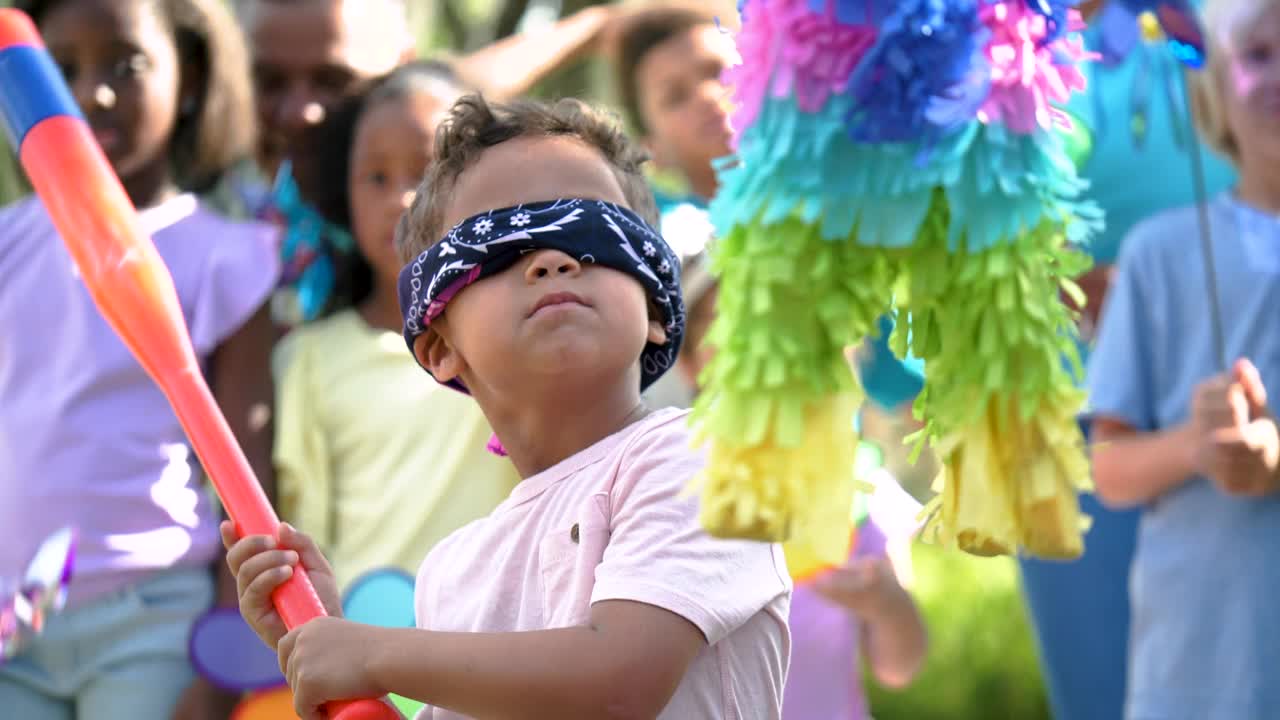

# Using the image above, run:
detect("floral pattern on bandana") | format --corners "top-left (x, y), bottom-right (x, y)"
top-left (397, 199), bottom-right (686, 393)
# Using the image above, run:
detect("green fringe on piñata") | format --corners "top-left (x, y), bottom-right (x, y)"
top-left (690, 213), bottom-right (894, 574)
top-left (890, 194), bottom-right (1095, 557)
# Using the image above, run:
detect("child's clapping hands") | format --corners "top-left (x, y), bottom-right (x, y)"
top-left (1190, 358), bottom-right (1280, 497)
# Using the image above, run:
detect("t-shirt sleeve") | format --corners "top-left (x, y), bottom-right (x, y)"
top-left (272, 330), bottom-right (334, 548)
top-left (1086, 224), bottom-right (1160, 431)
top-left (590, 419), bottom-right (792, 645)
top-left (189, 218), bottom-right (280, 355)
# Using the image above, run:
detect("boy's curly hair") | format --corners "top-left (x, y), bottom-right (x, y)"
top-left (17, 0), bottom-right (257, 193)
top-left (399, 95), bottom-right (660, 262)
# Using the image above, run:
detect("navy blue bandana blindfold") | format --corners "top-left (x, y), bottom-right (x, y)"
top-left (398, 199), bottom-right (686, 392)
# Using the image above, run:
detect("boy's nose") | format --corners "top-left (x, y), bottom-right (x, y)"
top-left (525, 249), bottom-right (582, 282)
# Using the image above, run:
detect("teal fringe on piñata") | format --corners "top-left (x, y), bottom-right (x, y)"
top-left (711, 95), bottom-right (1101, 253)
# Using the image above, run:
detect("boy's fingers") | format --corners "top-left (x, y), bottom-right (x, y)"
top-left (244, 562), bottom-right (293, 616)
top-left (281, 524), bottom-right (327, 571)
top-left (219, 521), bottom-right (237, 552)
top-left (278, 625), bottom-right (301, 677)
top-left (237, 549), bottom-right (300, 589)
top-left (226, 534), bottom-right (277, 575)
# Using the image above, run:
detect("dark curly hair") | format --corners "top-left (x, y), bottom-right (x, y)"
top-left (401, 95), bottom-right (659, 262)
top-left (16, 0), bottom-right (257, 193)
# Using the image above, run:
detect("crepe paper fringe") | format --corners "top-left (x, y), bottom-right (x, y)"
top-left (697, 0), bottom-right (1101, 561)
top-left (712, 95), bottom-right (1101, 252)
top-left (891, 198), bottom-right (1094, 557)
top-left (690, 215), bottom-right (893, 563)
top-left (978, 3), bottom-right (1092, 134)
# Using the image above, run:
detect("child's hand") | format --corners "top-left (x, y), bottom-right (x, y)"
top-left (219, 521), bottom-right (343, 650)
top-left (812, 556), bottom-right (911, 622)
top-left (1191, 359), bottom-right (1280, 497)
top-left (277, 616), bottom-right (386, 720)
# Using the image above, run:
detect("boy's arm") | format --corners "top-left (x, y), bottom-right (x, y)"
top-left (1090, 417), bottom-right (1198, 508)
top-left (280, 600), bottom-right (703, 720)
top-left (376, 600), bottom-right (702, 719)
top-left (456, 7), bottom-right (614, 101)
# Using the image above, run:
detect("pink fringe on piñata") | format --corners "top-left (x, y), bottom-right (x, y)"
top-left (977, 3), bottom-right (1092, 133)
top-left (724, 0), bottom-right (876, 143)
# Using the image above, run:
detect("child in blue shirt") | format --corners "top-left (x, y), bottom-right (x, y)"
top-left (1087, 0), bottom-right (1280, 716)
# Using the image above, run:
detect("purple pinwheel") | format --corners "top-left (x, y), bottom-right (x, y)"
top-left (1093, 0), bottom-right (1206, 67)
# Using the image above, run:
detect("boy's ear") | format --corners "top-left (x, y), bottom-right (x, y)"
top-left (647, 317), bottom-right (668, 346)
top-left (414, 326), bottom-right (466, 383)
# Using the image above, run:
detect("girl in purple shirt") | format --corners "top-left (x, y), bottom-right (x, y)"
top-left (0, 0), bottom-right (277, 717)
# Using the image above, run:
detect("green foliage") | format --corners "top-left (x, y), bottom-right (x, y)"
top-left (868, 544), bottom-right (1051, 720)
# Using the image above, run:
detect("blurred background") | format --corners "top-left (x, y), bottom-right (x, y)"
top-left (0, 1), bottom-right (1051, 717)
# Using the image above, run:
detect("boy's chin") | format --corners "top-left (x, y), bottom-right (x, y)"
top-left (519, 344), bottom-right (640, 390)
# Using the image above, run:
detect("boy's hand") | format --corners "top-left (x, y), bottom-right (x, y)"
top-left (811, 556), bottom-right (910, 622)
top-left (277, 617), bottom-right (386, 720)
top-left (220, 521), bottom-right (343, 649)
top-left (1191, 359), bottom-right (1280, 497)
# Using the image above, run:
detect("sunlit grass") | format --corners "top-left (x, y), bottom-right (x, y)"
top-left (867, 543), bottom-right (1051, 720)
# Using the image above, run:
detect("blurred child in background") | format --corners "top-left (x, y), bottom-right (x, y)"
top-left (1087, 0), bottom-right (1280, 716)
top-left (0, 0), bottom-right (275, 717)
top-left (272, 61), bottom-right (519, 593)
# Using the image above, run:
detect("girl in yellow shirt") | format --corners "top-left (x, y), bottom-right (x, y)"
top-left (272, 62), bottom-right (519, 592)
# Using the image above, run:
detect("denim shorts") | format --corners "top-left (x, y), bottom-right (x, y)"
top-left (0, 567), bottom-right (214, 719)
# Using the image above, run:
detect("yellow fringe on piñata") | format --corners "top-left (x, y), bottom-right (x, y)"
top-left (898, 197), bottom-right (1094, 558)
top-left (691, 214), bottom-right (893, 571)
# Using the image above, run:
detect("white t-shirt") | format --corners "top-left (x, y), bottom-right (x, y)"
top-left (414, 408), bottom-right (792, 719)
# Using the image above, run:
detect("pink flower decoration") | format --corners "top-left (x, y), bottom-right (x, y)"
top-left (977, 3), bottom-right (1094, 134)
top-left (724, 0), bottom-right (876, 142)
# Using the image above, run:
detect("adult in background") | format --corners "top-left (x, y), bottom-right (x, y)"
top-left (225, 0), bottom-right (624, 323)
